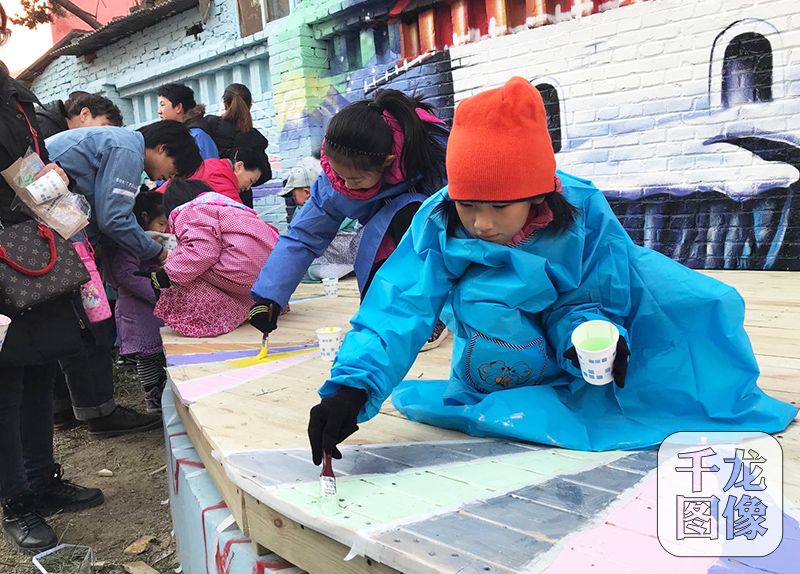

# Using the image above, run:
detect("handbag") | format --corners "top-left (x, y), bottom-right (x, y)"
top-left (0, 220), bottom-right (90, 315)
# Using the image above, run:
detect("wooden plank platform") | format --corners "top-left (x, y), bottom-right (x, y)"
top-left (165, 271), bottom-right (799, 574)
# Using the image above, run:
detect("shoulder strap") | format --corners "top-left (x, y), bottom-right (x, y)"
top-left (16, 102), bottom-right (41, 156)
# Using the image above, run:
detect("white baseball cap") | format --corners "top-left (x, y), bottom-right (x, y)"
top-left (280, 157), bottom-right (322, 196)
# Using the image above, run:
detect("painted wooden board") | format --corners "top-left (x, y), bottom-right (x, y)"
top-left (165, 273), bottom-right (800, 574)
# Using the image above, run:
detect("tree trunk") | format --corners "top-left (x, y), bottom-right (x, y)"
top-left (52, 0), bottom-right (102, 30)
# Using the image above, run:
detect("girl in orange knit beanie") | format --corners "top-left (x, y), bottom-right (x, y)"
top-left (305, 77), bottom-right (796, 461)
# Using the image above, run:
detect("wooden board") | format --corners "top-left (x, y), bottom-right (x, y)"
top-left (166, 272), bottom-right (800, 574)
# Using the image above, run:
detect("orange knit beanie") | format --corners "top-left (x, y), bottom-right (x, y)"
top-left (446, 76), bottom-right (557, 202)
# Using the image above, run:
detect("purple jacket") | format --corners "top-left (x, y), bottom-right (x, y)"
top-left (105, 248), bottom-right (164, 357)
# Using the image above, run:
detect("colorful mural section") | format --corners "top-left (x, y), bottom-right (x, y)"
top-left (219, 442), bottom-right (800, 573)
top-left (282, 0), bottom-right (799, 270)
top-left (25, 0), bottom-right (800, 270)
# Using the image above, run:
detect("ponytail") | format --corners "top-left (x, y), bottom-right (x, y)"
top-left (221, 83), bottom-right (253, 133)
top-left (323, 89), bottom-right (447, 187)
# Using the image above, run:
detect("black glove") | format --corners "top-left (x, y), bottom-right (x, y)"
top-left (150, 269), bottom-right (171, 291)
top-left (564, 336), bottom-right (630, 388)
top-left (134, 269), bottom-right (170, 296)
top-left (308, 386), bottom-right (368, 465)
top-left (248, 298), bottom-right (281, 334)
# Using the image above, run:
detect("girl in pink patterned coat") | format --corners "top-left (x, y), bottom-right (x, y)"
top-left (150, 180), bottom-right (278, 337)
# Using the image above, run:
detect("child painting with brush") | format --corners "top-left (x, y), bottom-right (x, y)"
top-left (148, 180), bottom-right (278, 338)
top-left (306, 77), bottom-right (797, 465)
top-left (249, 88), bottom-right (451, 351)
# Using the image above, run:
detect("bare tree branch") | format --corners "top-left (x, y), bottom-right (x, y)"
top-left (51, 0), bottom-right (101, 29)
top-left (11, 0), bottom-right (102, 31)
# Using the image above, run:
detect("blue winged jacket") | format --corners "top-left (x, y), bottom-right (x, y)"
top-left (319, 171), bottom-right (797, 451)
top-left (251, 167), bottom-right (444, 308)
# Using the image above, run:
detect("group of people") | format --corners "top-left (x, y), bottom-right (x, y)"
top-left (2, 0), bottom-right (797, 559)
top-left (0, 1), bottom-right (283, 552)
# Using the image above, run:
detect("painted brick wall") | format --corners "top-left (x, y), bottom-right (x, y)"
top-left (445, 0), bottom-right (800, 269)
top-left (28, 0), bottom-right (800, 269)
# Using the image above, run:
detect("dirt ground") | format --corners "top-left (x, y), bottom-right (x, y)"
top-left (0, 362), bottom-right (179, 574)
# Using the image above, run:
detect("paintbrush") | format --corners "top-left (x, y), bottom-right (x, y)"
top-left (256, 333), bottom-right (269, 360)
top-left (320, 451), bottom-right (337, 496)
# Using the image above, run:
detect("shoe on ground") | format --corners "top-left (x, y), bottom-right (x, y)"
top-left (87, 405), bottom-right (161, 439)
top-left (53, 409), bottom-right (81, 431)
top-left (31, 464), bottom-right (104, 516)
top-left (115, 354), bottom-right (137, 367)
top-left (1, 493), bottom-right (57, 554)
top-left (143, 385), bottom-right (163, 415)
top-left (421, 320), bottom-right (449, 352)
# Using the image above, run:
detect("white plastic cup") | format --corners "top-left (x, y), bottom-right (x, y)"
top-left (316, 326), bottom-right (343, 361)
top-left (0, 314), bottom-right (10, 352)
top-left (25, 170), bottom-right (69, 204)
top-left (570, 320), bottom-right (620, 385)
top-left (322, 277), bottom-right (338, 297)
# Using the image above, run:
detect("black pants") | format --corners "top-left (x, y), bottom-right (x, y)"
top-left (0, 364), bottom-right (56, 500)
top-left (55, 318), bottom-right (117, 421)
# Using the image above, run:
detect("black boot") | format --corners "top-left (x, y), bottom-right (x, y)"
top-left (143, 384), bottom-right (164, 415)
top-left (86, 405), bottom-right (161, 439)
top-left (1, 493), bottom-right (58, 554)
top-left (31, 464), bottom-right (104, 516)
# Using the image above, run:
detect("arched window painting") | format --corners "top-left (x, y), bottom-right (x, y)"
top-left (535, 83), bottom-right (562, 153)
top-left (722, 32), bottom-right (773, 107)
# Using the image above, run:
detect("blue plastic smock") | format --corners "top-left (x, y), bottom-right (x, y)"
top-left (319, 171), bottom-right (797, 450)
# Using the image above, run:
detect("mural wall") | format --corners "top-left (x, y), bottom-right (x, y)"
top-left (27, 0), bottom-right (799, 269)
top-left (446, 1), bottom-right (800, 271)
top-left (303, 0), bottom-right (800, 270)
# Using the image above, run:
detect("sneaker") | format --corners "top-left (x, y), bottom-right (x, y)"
top-left (143, 385), bottom-right (163, 415)
top-left (53, 409), bottom-right (81, 431)
top-left (1, 493), bottom-right (58, 554)
top-left (31, 464), bottom-right (104, 516)
top-left (421, 320), bottom-right (449, 352)
top-left (87, 405), bottom-right (161, 439)
top-left (115, 355), bottom-right (137, 368)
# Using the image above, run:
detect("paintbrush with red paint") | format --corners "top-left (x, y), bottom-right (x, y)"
top-left (320, 451), bottom-right (337, 496)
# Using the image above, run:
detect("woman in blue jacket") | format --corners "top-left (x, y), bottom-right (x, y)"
top-left (307, 77), bottom-right (797, 464)
top-left (249, 89), bottom-right (449, 347)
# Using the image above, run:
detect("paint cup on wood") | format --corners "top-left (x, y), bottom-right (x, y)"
top-left (322, 277), bottom-right (338, 297)
top-left (570, 320), bottom-right (620, 385)
top-left (0, 314), bottom-right (10, 352)
top-left (316, 326), bottom-right (343, 361)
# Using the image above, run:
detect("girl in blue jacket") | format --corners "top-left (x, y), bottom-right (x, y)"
top-left (249, 89), bottom-right (449, 347)
top-left (307, 77), bottom-right (797, 464)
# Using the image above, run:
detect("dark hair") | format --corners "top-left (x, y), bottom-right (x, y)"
top-left (163, 179), bottom-right (215, 216)
top-left (133, 190), bottom-right (165, 228)
top-left (232, 147), bottom-right (271, 186)
top-left (433, 193), bottom-right (579, 237)
top-left (221, 83), bottom-right (253, 133)
top-left (157, 83), bottom-right (196, 113)
top-left (65, 93), bottom-right (123, 126)
top-left (0, 3), bottom-right (9, 46)
top-left (323, 89), bottom-right (447, 189)
top-left (137, 120), bottom-right (202, 177)
top-left (64, 91), bottom-right (90, 109)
